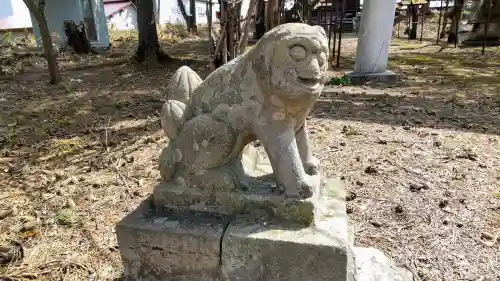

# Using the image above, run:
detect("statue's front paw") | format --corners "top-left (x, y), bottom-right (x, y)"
top-left (298, 181), bottom-right (314, 198)
top-left (304, 157), bottom-right (320, 175)
top-left (285, 175), bottom-right (321, 199)
top-left (284, 182), bottom-right (313, 199)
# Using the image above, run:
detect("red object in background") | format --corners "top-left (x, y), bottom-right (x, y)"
top-left (216, 11), bottom-right (221, 19)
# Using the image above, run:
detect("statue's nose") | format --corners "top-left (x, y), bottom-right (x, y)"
top-left (309, 59), bottom-right (322, 78)
top-left (302, 61), bottom-right (322, 80)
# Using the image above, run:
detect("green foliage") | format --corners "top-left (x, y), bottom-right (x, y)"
top-left (327, 75), bottom-right (352, 86)
top-left (1, 31), bottom-right (13, 43)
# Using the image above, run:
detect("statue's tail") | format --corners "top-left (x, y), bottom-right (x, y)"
top-left (161, 66), bottom-right (202, 140)
top-left (160, 66), bottom-right (202, 182)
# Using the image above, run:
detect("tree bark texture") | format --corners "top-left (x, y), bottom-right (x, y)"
top-left (440, 0), bottom-right (450, 38)
top-left (266, 0), bottom-right (279, 31)
top-left (135, 0), bottom-right (171, 63)
top-left (227, 1), bottom-right (241, 57)
top-left (23, 0), bottom-right (61, 84)
top-left (176, 0), bottom-right (190, 29)
top-left (211, 0), bottom-right (245, 69)
top-left (255, 0), bottom-right (266, 39)
top-left (239, 0), bottom-right (258, 55)
top-left (221, 1), bottom-right (228, 64)
top-left (189, 0), bottom-right (198, 33)
top-left (409, 5), bottom-right (418, 39)
top-left (447, 0), bottom-right (465, 43)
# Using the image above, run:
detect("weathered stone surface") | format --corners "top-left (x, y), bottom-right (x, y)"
top-left (160, 23), bottom-right (330, 199)
top-left (354, 247), bottom-right (413, 281)
top-left (222, 223), bottom-right (348, 281)
top-left (154, 182), bottom-right (316, 226)
top-left (345, 70), bottom-right (400, 85)
top-left (115, 198), bottom-right (229, 281)
top-left (220, 179), bottom-right (352, 281)
top-left (116, 183), bottom-right (411, 281)
top-left (155, 145), bottom-right (328, 226)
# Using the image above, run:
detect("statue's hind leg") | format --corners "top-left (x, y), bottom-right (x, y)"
top-left (172, 114), bottom-right (238, 190)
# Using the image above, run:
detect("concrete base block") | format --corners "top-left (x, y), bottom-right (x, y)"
top-left (220, 179), bottom-right (355, 281)
top-left (345, 70), bottom-right (400, 85)
top-left (154, 182), bottom-right (317, 226)
top-left (221, 220), bottom-right (354, 281)
top-left (115, 180), bottom-right (412, 281)
top-left (354, 247), bottom-right (413, 281)
top-left (115, 198), bottom-right (229, 281)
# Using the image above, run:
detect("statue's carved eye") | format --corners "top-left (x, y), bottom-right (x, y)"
top-left (289, 45), bottom-right (307, 61)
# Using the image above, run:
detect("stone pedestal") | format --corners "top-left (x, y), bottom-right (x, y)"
top-left (153, 181), bottom-right (317, 226)
top-left (220, 179), bottom-right (354, 281)
top-left (116, 200), bottom-right (229, 281)
top-left (346, 0), bottom-right (399, 84)
top-left (116, 178), bottom-right (412, 281)
top-left (117, 179), bottom-right (354, 281)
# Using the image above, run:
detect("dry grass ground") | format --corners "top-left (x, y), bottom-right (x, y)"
top-left (1, 27), bottom-right (500, 281)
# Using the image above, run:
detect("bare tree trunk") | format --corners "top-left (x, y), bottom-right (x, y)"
top-left (176, 0), bottom-right (190, 29)
top-left (189, 0), bottom-right (197, 33)
top-left (221, 1), bottom-right (228, 64)
top-left (227, 2), bottom-right (241, 57)
top-left (255, 0), bottom-right (266, 39)
top-left (227, 4), bottom-right (235, 59)
top-left (207, 0), bottom-right (213, 51)
top-left (421, 2), bottom-right (431, 15)
top-left (23, 0), bottom-right (61, 84)
top-left (135, 0), bottom-right (172, 63)
top-left (266, 0), bottom-right (279, 31)
top-left (440, 0), bottom-right (451, 38)
top-left (448, 0), bottom-right (465, 43)
top-left (239, 0), bottom-right (258, 54)
top-left (212, 0), bottom-right (245, 69)
top-left (409, 5), bottom-right (418, 39)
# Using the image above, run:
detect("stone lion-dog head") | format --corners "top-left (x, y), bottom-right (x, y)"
top-left (248, 23), bottom-right (329, 105)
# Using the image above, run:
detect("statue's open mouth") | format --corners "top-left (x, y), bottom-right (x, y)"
top-left (298, 77), bottom-right (321, 87)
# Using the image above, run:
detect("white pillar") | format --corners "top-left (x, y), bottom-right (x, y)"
top-left (350, 0), bottom-right (398, 80)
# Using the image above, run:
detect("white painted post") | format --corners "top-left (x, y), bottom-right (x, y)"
top-left (348, 0), bottom-right (398, 82)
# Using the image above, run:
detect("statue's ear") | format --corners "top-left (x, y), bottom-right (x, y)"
top-left (261, 41), bottom-right (276, 70)
top-left (253, 54), bottom-right (267, 75)
top-left (253, 42), bottom-right (274, 74)
top-left (252, 52), bottom-right (272, 83)
top-left (314, 25), bottom-right (327, 38)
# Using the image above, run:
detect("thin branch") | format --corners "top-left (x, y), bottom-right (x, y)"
top-left (113, 158), bottom-right (131, 195)
top-left (213, 28), bottom-right (227, 58)
top-left (239, 0), bottom-right (258, 54)
top-left (176, 0), bottom-right (189, 23)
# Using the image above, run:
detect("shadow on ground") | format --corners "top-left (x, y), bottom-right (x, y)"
top-left (3, 36), bottom-right (500, 181)
top-left (314, 89), bottom-right (500, 135)
top-left (0, 39), bottom-right (213, 173)
top-left (321, 39), bottom-right (500, 135)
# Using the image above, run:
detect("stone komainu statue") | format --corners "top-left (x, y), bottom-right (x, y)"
top-left (160, 23), bottom-right (329, 199)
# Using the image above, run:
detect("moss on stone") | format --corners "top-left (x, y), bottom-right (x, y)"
top-left (154, 178), bottom-right (346, 227)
